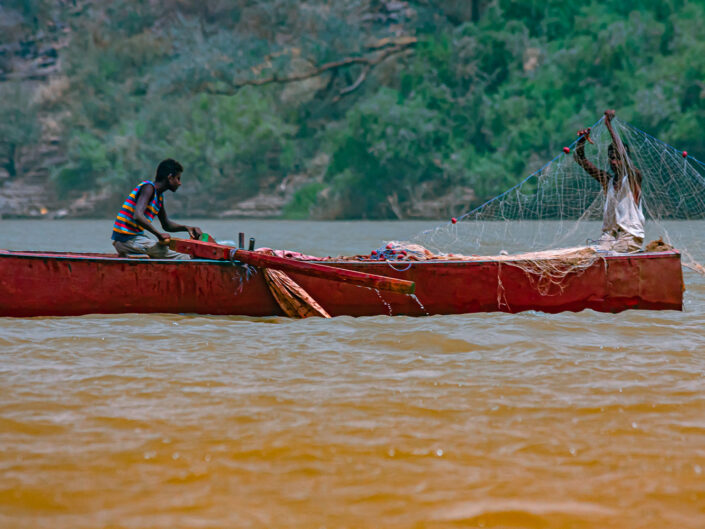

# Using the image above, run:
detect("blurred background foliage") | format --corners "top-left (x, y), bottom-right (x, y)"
top-left (1, 0), bottom-right (704, 218)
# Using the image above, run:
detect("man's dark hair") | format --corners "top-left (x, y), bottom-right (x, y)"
top-left (155, 159), bottom-right (183, 182)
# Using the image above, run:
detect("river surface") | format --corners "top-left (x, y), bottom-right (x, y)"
top-left (1, 219), bottom-right (704, 529)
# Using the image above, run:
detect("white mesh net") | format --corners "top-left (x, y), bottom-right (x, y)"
top-left (413, 116), bottom-right (705, 271)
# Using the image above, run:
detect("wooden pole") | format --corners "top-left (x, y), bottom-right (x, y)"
top-left (169, 238), bottom-right (415, 295)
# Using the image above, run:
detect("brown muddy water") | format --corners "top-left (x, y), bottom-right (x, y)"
top-left (1, 219), bottom-right (704, 529)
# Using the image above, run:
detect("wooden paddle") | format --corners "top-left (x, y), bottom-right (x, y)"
top-left (169, 238), bottom-right (415, 295)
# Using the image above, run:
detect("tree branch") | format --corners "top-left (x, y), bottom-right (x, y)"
top-left (333, 64), bottom-right (370, 102)
top-left (201, 37), bottom-right (417, 97)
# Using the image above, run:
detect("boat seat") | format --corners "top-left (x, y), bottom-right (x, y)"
top-left (116, 253), bottom-right (150, 260)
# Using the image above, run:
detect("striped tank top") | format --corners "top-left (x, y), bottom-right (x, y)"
top-left (111, 181), bottom-right (163, 241)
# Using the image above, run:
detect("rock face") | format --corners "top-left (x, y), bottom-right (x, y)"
top-left (0, 179), bottom-right (51, 218)
top-left (219, 192), bottom-right (289, 218)
top-left (220, 154), bottom-right (329, 219)
top-left (0, 27), bottom-right (66, 83)
top-left (0, 10), bottom-right (69, 218)
top-left (219, 173), bottom-right (316, 218)
top-left (404, 186), bottom-right (476, 219)
top-left (0, 139), bottom-right (63, 218)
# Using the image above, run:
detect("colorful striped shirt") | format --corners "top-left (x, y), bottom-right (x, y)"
top-left (111, 181), bottom-right (163, 241)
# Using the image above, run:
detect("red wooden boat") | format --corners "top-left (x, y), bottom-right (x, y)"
top-left (0, 245), bottom-right (683, 317)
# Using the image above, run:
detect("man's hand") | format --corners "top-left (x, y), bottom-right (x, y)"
top-left (576, 128), bottom-right (594, 145)
top-left (157, 232), bottom-right (171, 246)
top-left (186, 226), bottom-right (203, 240)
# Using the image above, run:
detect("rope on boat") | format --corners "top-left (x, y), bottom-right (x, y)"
top-left (385, 261), bottom-right (413, 272)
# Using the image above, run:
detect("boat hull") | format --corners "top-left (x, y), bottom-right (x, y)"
top-left (0, 250), bottom-right (683, 317)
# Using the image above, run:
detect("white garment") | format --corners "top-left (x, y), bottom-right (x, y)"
top-left (602, 172), bottom-right (645, 240)
top-left (596, 231), bottom-right (642, 253)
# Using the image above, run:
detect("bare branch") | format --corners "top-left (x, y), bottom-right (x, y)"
top-left (333, 64), bottom-right (370, 101)
top-left (367, 35), bottom-right (417, 50)
top-left (201, 37), bottom-right (417, 96)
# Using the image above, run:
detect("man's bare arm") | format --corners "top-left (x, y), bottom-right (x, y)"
top-left (604, 110), bottom-right (641, 202)
top-left (158, 207), bottom-right (202, 240)
top-left (573, 128), bottom-right (610, 191)
top-left (133, 184), bottom-right (170, 241)
top-left (631, 167), bottom-right (643, 204)
top-left (603, 110), bottom-right (626, 158)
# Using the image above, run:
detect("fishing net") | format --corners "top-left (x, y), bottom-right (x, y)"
top-left (229, 115), bottom-right (702, 315)
top-left (411, 116), bottom-right (705, 273)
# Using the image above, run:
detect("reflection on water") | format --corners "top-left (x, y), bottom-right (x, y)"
top-left (1, 220), bottom-right (704, 529)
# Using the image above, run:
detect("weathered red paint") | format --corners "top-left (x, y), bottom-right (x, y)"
top-left (0, 249), bottom-right (683, 318)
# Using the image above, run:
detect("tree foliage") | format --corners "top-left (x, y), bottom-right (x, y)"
top-left (1, 0), bottom-right (704, 218)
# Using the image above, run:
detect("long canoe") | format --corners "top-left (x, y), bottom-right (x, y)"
top-left (0, 248), bottom-right (683, 318)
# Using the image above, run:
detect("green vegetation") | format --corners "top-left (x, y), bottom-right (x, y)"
top-left (2, 0), bottom-right (704, 218)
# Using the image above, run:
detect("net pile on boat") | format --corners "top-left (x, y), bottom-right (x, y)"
top-left (340, 242), bottom-right (602, 296)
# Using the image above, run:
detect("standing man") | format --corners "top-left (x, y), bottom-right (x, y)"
top-left (573, 110), bottom-right (644, 252)
top-left (111, 159), bottom-right (202, 259)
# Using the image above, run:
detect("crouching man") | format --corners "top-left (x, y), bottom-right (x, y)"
top-left (111, 158), bottom-right (202, 259)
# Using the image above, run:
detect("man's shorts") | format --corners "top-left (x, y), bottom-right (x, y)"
top-left (113, 235), bottom-right (190, 260)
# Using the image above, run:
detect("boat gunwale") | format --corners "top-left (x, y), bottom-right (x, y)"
top-left (0, 248), bottom-right (682, 267)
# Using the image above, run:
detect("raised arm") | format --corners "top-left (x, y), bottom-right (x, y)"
top-left (604, 110), bottom-right (642, 203)
top-left (573, 127), bottom-right (610, 192)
